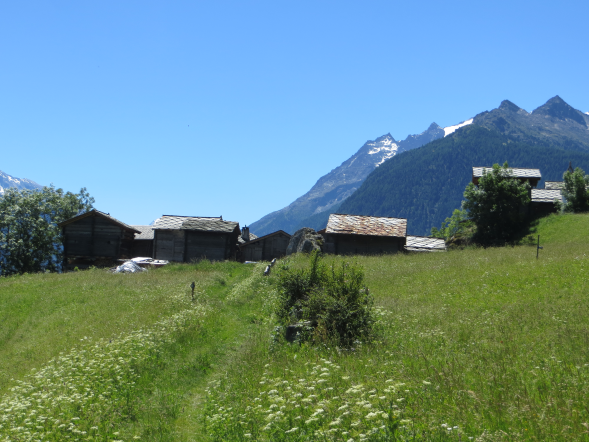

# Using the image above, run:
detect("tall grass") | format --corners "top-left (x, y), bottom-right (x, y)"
top-left (1, 213), bottom-right (588, 441)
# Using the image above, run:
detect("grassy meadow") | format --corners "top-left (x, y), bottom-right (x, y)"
top-left (1, 213), bottom-right (589, 441)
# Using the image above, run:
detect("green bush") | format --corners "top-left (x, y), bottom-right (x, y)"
top-left (276, 251), bottom-right (375, 347)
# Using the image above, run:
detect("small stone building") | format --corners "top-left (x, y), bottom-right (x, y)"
top-left (239, 228), bottom-right (291, 262)
top-left (59, 209), bottom-right (140, 269)
top-left (152, 215), bottom-right (240, 262)
top-left (322, 214), bottom-right (407, 255)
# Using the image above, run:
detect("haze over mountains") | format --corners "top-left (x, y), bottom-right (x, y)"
top-left (0, 170), bottom-right (42, 195)
top-left (251, 96), bottom-right (589, 236)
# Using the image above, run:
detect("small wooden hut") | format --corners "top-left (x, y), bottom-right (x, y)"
top-left (59, 209), bottom-right (140, 269)
top-left (530, 189), bottom-right (563, 217)
top-left (472, 167), bottom-right (542, 188)
top-left (322, 214), bottom-right (407, 255)
top-left (130, 225), bottom-right (154, 257)
top-left (152, 215), bottom-right (240, 262)
top-left (239, 229), bottom-right (291, 262)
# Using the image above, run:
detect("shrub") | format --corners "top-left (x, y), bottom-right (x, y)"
top-left (276, 251), bottom-right (375, 347)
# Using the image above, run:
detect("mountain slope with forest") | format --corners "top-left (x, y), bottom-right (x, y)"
top-left (338, 125), bottom-right (589, 235)
top-left (249, 123), bottom-right (446, 236)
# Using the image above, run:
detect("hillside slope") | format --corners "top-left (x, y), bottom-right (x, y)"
top-left (249, 123), bottom-right (445, 236)
top-left (338, 125), bottom-right (589, 235)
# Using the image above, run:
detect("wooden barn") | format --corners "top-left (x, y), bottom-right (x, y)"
top-left (405, 236), bottom-right (446, 252)
top-left (322, 214), bottom-right (407, 255)
top-left (130, 225), bottom-right (154, 258)
top-left (59, 209), bottom-right (140, 269)
top-left (472, 167), bottom-right (542, 188)
top-left (239, 227), bottom-right (291, 262)
top-left (530, 189), bottom-right (563, 217)
top-left (152, 215), bottom-right (240, 262)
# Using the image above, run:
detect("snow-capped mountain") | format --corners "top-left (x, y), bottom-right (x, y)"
top-left (249, 122), bottom-right (448, 236)
top-left (0, 170), bottom-right (43, 195)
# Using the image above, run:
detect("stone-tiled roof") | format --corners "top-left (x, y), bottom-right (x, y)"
top-left (531, 189), bottom-right (563, 203)
top-left (238, 232), bottom-right (259, 245)
top-left (545, 181), bottom-right (565, 190)
top-left (472, 167), bottom-right (542, 179)
top-left (326, 214), bottom-right (407, 238)
top-left (58, 209), bottom-right (141, 233)
top-left (405, 236), bottom-right (446, 252)
top-left (153, 216), bottom-right (238, 233)
top-left (131, 225), bottom-right (154, 240)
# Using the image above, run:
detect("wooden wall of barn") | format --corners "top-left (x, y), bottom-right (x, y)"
top-left (186, 231), bottom-right (232, 262)
top-left (154, 230), bottom-right (185, 262)
top-left (62, 216), bottom-right (134, 268)
top-left (323, 234), bottom-right (405, 255)
top-left (154, 230), bottom-right (236, 262)
top-left (241, 233), bottom-right (290, 262)
top-left (131, 240), bottom-right (154, 258)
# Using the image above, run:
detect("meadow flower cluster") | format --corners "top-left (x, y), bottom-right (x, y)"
top-left (205, 358), bottom-right (415, 441)
top-left (0, 304), bottom-right (209, 442)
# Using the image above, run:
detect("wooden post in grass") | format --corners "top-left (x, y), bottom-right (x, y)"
top-left (190, 281), bottom-right (196, 301)
top-left (536, 235), bottom-right (543, 259)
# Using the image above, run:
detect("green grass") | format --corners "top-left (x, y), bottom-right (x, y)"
top-left (1, 213), bottom-right (589, 441)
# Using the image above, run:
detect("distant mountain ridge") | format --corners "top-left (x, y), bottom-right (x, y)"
top-left (0, 170), bottom-right (42, 195)
top-left (249, 122), bottom-right (446, 236)
top-left (337, 96), bottom-right (589, 235)
top-left (473, 96), bottom-right (589, 151)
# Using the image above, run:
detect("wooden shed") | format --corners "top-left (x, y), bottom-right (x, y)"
top-left (152, 215), bottom-right (240, 262)
top-left (322, 214), bottom-right (407, 255)
top-left (59, 210), bottom-right (140, 269)
top-left (530, 189), bottom-right (563, 217)
top-left (239, 229), bottom-right (291, 262)
top-left (472, 167), bottom-right (542, 188)
top-left (130, 225), bottom-right (154, 258)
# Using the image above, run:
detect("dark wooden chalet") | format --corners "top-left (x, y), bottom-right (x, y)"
top-left (130, 225), bottom-right (154, 258)
top-left (472, 167), bottom-right (542, 188)
top-left (239, 227), bottom-right (291, 262)
top-left (322, 214), bottom-right (407, 255)
top-left (152, 215), bottom-right (240, 262)
top-left (405, 236), bottom-right (446, 252)
top-left (59, 210), bottom-right (141, 269)
top-left (530, 189), bottom-right (563, 217)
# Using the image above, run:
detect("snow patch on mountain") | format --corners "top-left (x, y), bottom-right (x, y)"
top-left (443, 118), bottom-right (473, 137)
top-left (0, 170), bottom-right (42, 195)
top-left (586, 112), bottom-right (589, 115)
top-left (366, 136), bottom-right (399, 165)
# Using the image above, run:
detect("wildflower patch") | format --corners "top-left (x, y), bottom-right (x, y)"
top-left (0, 305), bottom-right (208, 441)
top-left (204, 357), bottom-right (415, 441)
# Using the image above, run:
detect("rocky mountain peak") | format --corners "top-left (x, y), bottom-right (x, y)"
top-left (532, 95), bottom-right (587, 127)
top-left (499, 99), bottom-right (523, 113)
top-left (427, 122), bottom-right (442, 131)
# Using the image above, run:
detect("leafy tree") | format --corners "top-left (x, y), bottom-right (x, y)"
top-left (562, 167), bottom-right (589, 212)
top-left (0, 186), bottom-right (94, 276)
top-left (431, 207), bottom-right (473, 241)
top-left (463, 162), bottom-right (530, 244)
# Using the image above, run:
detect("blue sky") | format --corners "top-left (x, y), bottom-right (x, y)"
top-left (1, 1), bottom-right (587, 226)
